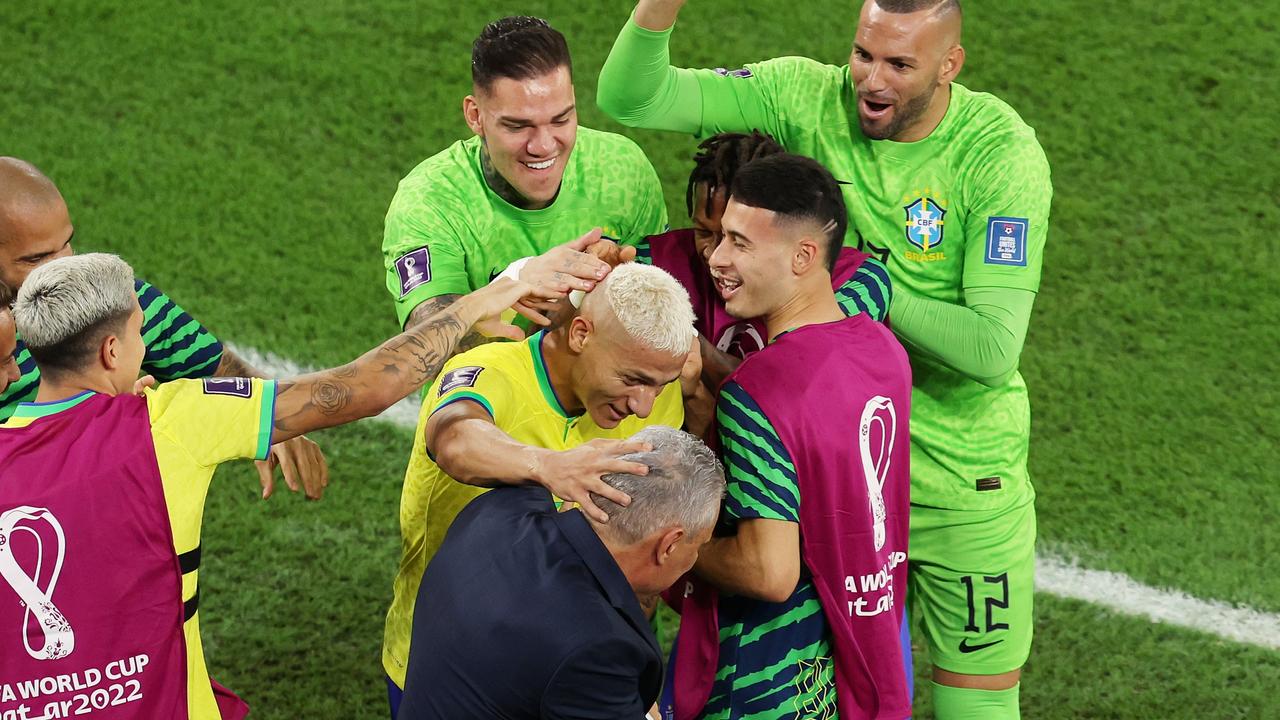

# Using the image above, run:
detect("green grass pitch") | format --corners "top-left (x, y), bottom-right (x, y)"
top-left (1, 0), bottom-right (1277, 717)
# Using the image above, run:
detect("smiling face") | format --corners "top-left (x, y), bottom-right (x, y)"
top-left (570, 321), bottom-right (687, 429)
top-left (707, 200), bottom-right (798, 320)
top-left (464, 65), bottom-right (577, 209)
top-left (849, 0), bottom-right (964, 141)
top-left (690, 184), bottom-right (729, 268)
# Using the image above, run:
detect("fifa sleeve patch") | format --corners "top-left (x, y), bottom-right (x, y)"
top-left (394, 247), bottom-right (432, 298)
top-left (984, 217), bottom-right (1029, 267)
top-left (713, 67), bottom-right (753, 79)
top-left (438, 366), bottom-right (484, 396)
top-left (203, 377), bottom-right (253, 398)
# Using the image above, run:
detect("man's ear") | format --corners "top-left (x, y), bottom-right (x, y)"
top-left (792, 235), bottom-right (823, 276)
top-left (567, 315), bottom-right (593, 354)
top-left (100, 333), bottom-right (121, 371)
top-left (463, 94), bottom-right (484, 136)
top-left (939, 44), bottom-right (965, 85)
top-left (654, 527), bottom-right (687, 565)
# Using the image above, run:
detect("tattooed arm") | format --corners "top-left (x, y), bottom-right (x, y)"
top-left (269, 279), bottom-right (550, 444)
top-left (213, 347), bottom-right (260, 378)
top-left (405, 295), bottom-right (494, 356)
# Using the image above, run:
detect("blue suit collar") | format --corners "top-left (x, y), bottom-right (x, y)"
top-left (553, 508), bottom-right (661, 658)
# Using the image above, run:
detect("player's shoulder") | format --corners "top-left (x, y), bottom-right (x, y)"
top-left (435, 339), bottom-right (532, 388)
top-left (387, 136), bottom-right (489, 217)
top-left (951, 84), bottom-right (1049, 169)
top-left (746, 56), bottom-right (849, 92)
top-left (573, 126), bottom-right (655, 173)
top-left (132, 276), bottom-right (180, 309)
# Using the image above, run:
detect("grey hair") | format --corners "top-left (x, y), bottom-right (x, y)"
top-left (592, 426), bottom-right (726, 544)
top-left (599, 263), bottom-right (695, 355)
top-left (14, 253), bottom-right (136, 372)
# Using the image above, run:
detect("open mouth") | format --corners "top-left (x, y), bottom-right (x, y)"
top-left (860, 98), bottom-right (893, 120)
top-left (712, 273), bottom-right (742, 300)
top-left (522, 157), bottom-right (556, 171)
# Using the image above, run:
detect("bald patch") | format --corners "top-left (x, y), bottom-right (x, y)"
top-left (0, 158), bottom-right (65, 245)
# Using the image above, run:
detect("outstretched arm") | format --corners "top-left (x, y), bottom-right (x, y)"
top-left (597, 1), bottom-right (775, 135)
top-left (425, 400), bottom-right (646, 523)
top-left (269, 279), bottom-right (552, 444)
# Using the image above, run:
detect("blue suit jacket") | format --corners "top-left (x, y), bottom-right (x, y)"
top-left (397, 485), bottom-right (662, 719)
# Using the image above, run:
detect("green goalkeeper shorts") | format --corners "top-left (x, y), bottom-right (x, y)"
top-left (908, 498), bottom-right (1036, 675)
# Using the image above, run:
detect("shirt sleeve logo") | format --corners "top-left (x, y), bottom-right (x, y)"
top-left (203, 377), bottom-right (253, 398)
top-left (437, 366), bottom-right (484, 396)
top-left (395, 247), bottom-right (432, 298)
top-left (713, 67), bottom-right (753, 79)
top-left (984, 217), bottom-right (1029, 266)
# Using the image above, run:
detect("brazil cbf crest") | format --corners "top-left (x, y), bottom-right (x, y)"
top-left (903, 195), bottom-right (946, 252)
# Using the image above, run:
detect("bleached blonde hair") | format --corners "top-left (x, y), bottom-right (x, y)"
top-left (14, 253), bottom-right (136, 370)
top-left (595, 263), bottom-right (695, 354)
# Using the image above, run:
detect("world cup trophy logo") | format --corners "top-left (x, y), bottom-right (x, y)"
top-left (0, 506), bottom-right (75, 660)
top-left (858, 396), bottom-right (897, 552)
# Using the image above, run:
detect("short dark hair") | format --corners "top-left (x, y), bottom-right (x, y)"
top-left (728, 154), bottom-right (848, 273)
top-left (0, 280), bottom-right (12, 310)
top-left (471, 16), bottom-right (572, 92)
top-left (685, 131), bottom-right (784, 217)
top-left (873, 0), bottom-right (961, 16)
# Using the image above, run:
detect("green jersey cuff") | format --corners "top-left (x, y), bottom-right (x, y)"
top-left (255, 380), bottom-right (278, 461)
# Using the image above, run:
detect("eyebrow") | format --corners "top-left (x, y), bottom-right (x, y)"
top-left (498, 104), bottom-right (576, 126)
top-left (725, 229), bottom-right (753, 245)
top-left (623, 369), bottom-right (681, 387)
top-left (17, 231), bottom-right (74, 263)
top-left (854, 43), bottom-right (917, 64)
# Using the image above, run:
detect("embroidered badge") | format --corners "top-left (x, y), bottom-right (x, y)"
top-left (395, 247), bottom-right (432, 298)
top-left (985, 217), bottom-right (1029, 266)
top-left (903, 196), bottom-right (947, 252)
top-left (203, 377), bottom-right (253, 398)
top-left (438, 366), bottom-right (484, 396)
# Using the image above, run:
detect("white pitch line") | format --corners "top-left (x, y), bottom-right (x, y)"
top-left (229, 343), bottom-right (1280, 653)
top-left (1036, 555), bottom-right (1280, 650)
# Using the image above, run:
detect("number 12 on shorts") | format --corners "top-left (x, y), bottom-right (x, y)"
top-left (959, 573), bottom-right (1009, 653)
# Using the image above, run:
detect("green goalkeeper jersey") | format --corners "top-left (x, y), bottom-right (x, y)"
top-left (600, 23), bottom-right (1052, 510)
top-left (382, 127), bottom-right (669, 327)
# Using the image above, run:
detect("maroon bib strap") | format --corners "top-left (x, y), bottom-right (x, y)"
top-left (0, 394), bottom-right (190, 719)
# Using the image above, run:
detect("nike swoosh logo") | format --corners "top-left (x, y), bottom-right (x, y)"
top-left (488, 268), bottom-right (501, 283)
top-left (958, 638), bottom-right (1004, 654)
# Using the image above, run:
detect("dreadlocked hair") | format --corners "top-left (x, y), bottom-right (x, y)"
top-left (684, 130), bottom-right (785, 217)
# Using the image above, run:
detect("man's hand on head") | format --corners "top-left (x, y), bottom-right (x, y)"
top-left (516, 228), bottom-right (610, 295)
top-left (585, 238), bottom-right (637, 268)
top-left (529, 438), bottom-right (653, 523)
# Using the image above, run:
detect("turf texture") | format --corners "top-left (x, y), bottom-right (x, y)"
top-left (1, 0), bottom-right (1275, 717)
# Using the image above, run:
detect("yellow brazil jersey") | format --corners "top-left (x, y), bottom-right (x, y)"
top-left (381, 331), bottom-right (685, 687)
top-left (5, 378), bottom-right (275, 720)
